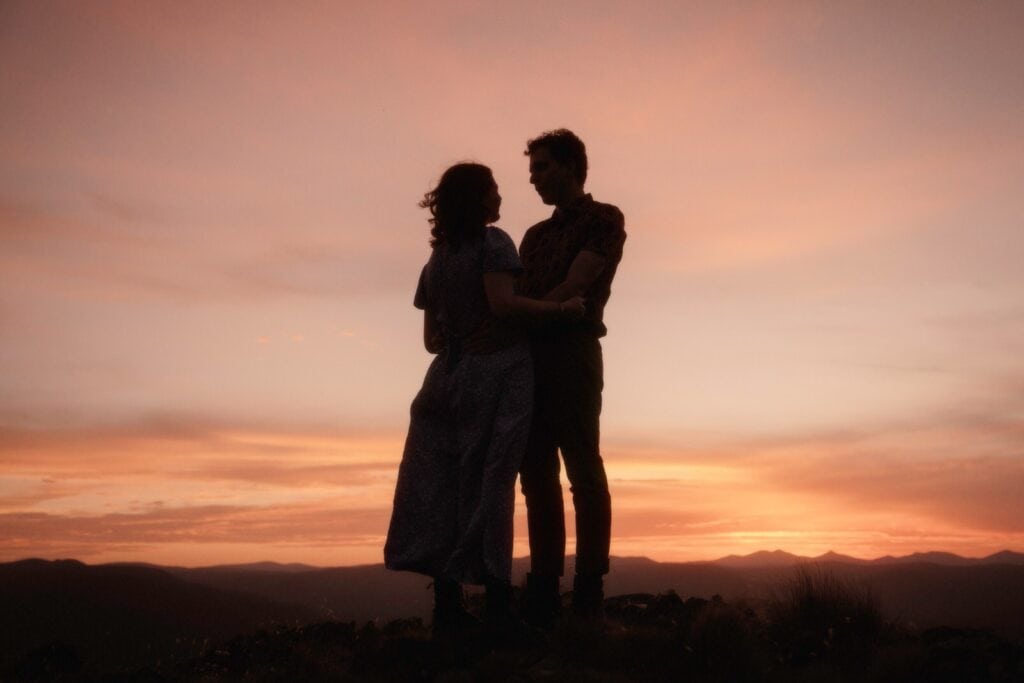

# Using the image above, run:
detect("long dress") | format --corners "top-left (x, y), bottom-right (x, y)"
top-left (384, 226), bottom-right (533, 585)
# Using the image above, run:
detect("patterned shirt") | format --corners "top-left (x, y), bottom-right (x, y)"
top-left (518, 194), bottom-right (626, 338)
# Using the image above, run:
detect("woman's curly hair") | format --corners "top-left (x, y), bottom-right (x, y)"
top-left (420, 163), bottom-right (494, 248)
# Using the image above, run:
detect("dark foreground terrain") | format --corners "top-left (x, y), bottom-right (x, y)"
top-left (4, 554), bottom-right (1024, 681)
top-left (8, 585), bottom-right (1024, 682)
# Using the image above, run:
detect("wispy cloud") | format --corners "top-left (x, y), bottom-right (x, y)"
top-left (3, 408), bottom-right (1022, 565)
top-left (1, 503), bottom-right (391, 545)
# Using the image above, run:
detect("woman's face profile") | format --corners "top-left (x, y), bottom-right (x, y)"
top-left (483, 181), bottom-right (501, 224)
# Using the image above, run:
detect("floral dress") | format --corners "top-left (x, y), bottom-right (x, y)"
top-left (384, 227), bottom-right (532, 585)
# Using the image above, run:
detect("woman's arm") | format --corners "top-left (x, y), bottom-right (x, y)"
top-left (483, 271), bottom-right (585, 320)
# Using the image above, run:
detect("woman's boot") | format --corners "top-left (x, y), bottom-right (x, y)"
top-left (432, 577), bottom-right (477, 637)
top-left (486, 580), bottom-right (538, 645)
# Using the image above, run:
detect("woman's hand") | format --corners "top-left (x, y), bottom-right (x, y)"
top-left (463, 318), bottom-right (506, 354)
top-left (559, 296), bottom-right (586, 320)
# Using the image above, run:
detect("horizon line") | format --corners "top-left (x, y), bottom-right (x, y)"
top-left (6, 547), bottom-right (1022, 570)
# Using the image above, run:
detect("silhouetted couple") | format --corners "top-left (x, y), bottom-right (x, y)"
top-left (385, 129), bottom-right (626, 636)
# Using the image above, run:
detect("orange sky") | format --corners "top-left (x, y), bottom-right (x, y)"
top-left (2, 1), bottom-right (1023, 567)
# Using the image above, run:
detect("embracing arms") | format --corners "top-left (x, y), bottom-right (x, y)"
top-left (483, 271), bottom-right (585, 320)
top-left (422, 272), bottom-right (584, 354)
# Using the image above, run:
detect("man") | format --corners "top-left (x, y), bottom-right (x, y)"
top-left (517, 129), bottom-right (626, 623)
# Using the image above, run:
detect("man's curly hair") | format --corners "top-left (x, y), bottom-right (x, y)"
top-left (524, 128), bottom-right (588, 185)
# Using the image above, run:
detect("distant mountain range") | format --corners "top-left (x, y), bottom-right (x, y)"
top-left (3, 550), bottom-right (1023, 674)
top-left (710, 548), bottom-right (1024, 568)
top-left (117, 548), bottom-right (1024, 574)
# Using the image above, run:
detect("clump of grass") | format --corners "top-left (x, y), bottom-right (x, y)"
top-left (767, 565), bottom-right (885, 671)
top-left (689, 596), bottom-right (767, 682)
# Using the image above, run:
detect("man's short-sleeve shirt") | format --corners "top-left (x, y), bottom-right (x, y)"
top-left (518, 194), bottom-right (626, 337)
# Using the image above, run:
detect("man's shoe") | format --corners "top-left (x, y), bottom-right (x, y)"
top-left (571, 572), bottom-right (605, 620)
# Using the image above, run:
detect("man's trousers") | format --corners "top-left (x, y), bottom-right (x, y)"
top-left (520, 330), bottom-right (611, 577)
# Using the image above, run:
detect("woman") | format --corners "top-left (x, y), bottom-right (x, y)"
top-left (384, 163), bottom-right (584, 633)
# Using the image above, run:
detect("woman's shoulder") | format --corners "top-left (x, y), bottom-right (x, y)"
top-left (482, 226), bottom-right (522, 272)
top-left (484, 225), bottom-right (516, 250)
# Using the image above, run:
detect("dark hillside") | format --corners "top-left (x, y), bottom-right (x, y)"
top-left (159, 554), bottom-right (1024, 638)
top-left (0, 559), bottom-right (315, 675)
top-left (169, 562), bottom-right (436, 622)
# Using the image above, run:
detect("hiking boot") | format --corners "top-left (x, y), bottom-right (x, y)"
top-left (520, 573), bottom-right (562, 628)
top-left (432, 578), bottom-right (479, 638)
top-left (484, 581), bottom-right (540, 646)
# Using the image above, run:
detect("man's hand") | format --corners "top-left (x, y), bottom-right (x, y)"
top-left (560, 295), bottom-right (586, 320)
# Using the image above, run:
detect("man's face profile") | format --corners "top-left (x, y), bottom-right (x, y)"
top-left (529, 147), bottom-right (575, 207)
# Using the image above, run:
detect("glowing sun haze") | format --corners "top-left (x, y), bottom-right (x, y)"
top-left (2, 1), bottom-right (1023, 567)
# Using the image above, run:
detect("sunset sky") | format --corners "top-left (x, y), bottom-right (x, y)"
top-left (2, 1), bottom-right (1022, 568)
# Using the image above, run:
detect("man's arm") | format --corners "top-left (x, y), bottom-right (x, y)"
top-left (541, 250), bottom-right (607, 302)
top-left (462, 272), bottom-right (587, 354)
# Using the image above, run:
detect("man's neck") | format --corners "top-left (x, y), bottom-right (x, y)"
top-left (554, 187), bottom-right (586, 211)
